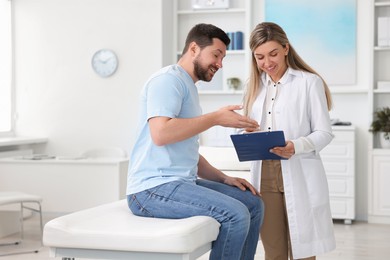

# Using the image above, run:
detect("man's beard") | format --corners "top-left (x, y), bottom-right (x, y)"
top-left (193, 57), bottom-right (212, 82)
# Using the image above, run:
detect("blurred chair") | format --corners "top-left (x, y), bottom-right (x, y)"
top-left (82, 147), bottom-right (128, 159)
top-left (0, 191), bottom-right (43, 256)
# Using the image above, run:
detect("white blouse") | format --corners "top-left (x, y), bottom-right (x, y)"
top-left (262, 68), bottom-right (316, 155)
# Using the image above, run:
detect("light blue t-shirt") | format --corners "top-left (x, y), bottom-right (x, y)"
top-left (126, 64), bottom-right (202, 195)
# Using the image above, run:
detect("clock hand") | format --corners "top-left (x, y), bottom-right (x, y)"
top-left (100, 57), bottom-right (112, 64)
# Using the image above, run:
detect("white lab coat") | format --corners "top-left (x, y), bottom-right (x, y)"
top-left (250, 69), bottom-right (336, 259)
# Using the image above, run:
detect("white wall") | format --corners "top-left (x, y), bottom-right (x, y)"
top-left (13, 0), bottom-right (170, 156)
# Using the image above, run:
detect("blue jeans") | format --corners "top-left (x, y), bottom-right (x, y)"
top-left (127, 179), bottom-right (264, 260)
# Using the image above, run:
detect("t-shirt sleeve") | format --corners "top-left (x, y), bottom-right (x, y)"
top-left (146, 74), bottom-right (185, 120)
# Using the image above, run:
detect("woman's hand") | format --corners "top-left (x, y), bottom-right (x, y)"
top-left (223, 175), bottom-right (261, 196)
top-left (270, 140), bottom-right (295, 159)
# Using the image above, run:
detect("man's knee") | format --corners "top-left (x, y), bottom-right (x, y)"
top-left (248, 195), bottom-right (265, 219)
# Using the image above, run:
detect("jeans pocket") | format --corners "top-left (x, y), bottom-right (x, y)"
top-left (127, 193), bottom-right (154, 217)
top-left (128, 181), bottom-right (184, 218)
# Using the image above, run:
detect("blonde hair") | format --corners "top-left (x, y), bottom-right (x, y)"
top-left (243, 22), bottom-right (332, 116)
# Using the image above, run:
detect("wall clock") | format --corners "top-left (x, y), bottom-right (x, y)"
top-left (91, 49), bottom-right (118, 78)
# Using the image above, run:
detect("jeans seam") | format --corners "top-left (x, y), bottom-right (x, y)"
top-left (131, 194), bottom-right (153, 217)
top-left (146, 182), bottom-right (229, 218)
top-left (151, 190), bottom-right (232, 222)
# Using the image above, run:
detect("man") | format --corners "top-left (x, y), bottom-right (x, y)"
top-left (127, 23), bottom-right (264, 260)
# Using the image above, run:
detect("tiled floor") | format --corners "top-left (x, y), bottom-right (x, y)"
top-left (1, 214), bottom-right (390, 260)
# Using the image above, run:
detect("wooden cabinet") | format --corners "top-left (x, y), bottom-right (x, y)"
top-left (372, 0), bottom-right (390, 148)
top-left (0, 158), bottom-right (129, 213)
top-left (370, 154), bottom-right (390, 218)
top-left (368, 0), bottom-right (390, 224)
top-left (369, 150), bottom-right (390, 224)
top-left (320, 126), bottom-right (355, 224)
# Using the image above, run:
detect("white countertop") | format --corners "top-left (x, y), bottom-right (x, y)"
top-left (0, 136), bottom-right (48, 147)
top-left (0, 156), bottom-right (129, 164)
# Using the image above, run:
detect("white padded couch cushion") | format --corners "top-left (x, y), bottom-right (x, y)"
top-left (43, 200), bottom-right (220, 253)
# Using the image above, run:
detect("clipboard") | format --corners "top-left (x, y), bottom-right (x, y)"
top-left (230, 131), bottom-right (287, 161)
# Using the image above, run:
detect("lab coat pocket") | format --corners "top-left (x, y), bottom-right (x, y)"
top-left (301, 158), bottom-right (330, 207)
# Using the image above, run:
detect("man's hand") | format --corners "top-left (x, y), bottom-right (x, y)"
top-left (223, 175), bottom-right (261, 196)
top-left (215, 105), bottom-right (259, 130)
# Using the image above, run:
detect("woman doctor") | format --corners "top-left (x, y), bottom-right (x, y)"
top-left (242, 22), bottom-right (336, 260)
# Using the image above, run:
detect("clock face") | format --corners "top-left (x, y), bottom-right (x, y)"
top-left (91, 49), bottom-right (118, 77)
